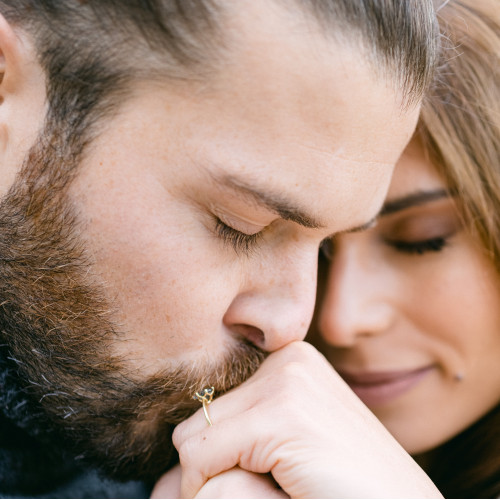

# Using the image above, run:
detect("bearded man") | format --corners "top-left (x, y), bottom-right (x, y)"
top-left (0, 0), bottom-right (438, 497)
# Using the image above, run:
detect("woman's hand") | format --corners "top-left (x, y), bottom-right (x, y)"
top-left (173, 341), bottom-right (443, 498)
top-left (151, 464), bottom-right (288, 499)
top-left (151, 464), bottom-right (182, 499)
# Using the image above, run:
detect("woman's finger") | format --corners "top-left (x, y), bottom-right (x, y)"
top-left (195, 467), bottom-right (289, 499)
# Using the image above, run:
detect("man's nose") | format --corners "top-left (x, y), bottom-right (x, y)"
top-left (319, 240), bottom-right (394, 347)
top-left (223, 244), bottom-right (318, 352)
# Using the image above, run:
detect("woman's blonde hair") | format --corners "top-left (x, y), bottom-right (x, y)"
top-left (419, 0), bottom-right (500, 270)
top-left (416, 1), bottom-right (500, 496)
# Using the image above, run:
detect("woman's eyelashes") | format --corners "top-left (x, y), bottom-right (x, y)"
top-left (214, 217), bottom-right (264, 255)
top-left (382, 209), bottom-right (460, 256)
top-left (385, 236), bottom-right (448, 255)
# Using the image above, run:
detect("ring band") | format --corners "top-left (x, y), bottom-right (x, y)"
top-left (193, 386), bottom-right (215, 426)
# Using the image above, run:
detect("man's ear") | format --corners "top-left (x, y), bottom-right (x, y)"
top-left (0, 12), bottom-right (25, 103)
top-left (0, 12), bottom-right (47, 196)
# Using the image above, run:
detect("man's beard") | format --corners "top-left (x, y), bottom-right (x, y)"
top-left (0, 128), bottom-right (265, 483)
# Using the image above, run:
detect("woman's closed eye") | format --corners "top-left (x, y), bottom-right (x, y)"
top-left (380, 206), bottom-right (461, 257)
top-left (384, 236), bottom-right (448, 255)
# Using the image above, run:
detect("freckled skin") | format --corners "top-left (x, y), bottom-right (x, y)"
top-left (66, 19), bottom-right (417, 375)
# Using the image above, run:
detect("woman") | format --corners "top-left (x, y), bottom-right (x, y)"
top-left (155, 0), bottom-right (499, 497)
top-left (313, 0), bottom-right (500, 497)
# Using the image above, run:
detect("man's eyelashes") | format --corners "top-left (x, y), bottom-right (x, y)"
top-left (213, 217), bottom-right (263, 255)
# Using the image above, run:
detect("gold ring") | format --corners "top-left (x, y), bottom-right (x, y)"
top-left (193, 386), bottom-right (215, 426)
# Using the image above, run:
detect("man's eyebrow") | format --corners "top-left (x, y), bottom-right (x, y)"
top-left (210, 173), bottom-right (324, 229)
top-left (380, 188), bottom-right (451, 216)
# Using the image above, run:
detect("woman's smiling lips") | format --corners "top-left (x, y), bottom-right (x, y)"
top-left (337, 366), bottom-right (435, 407)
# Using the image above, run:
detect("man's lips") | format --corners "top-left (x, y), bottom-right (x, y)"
top-left (337, 365), bottom-right (435, 407)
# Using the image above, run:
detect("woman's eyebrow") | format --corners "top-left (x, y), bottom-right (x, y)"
top-left (380, 188), bottom-right (451, 216)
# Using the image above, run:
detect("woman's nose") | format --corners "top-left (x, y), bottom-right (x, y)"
top-left (318, 239), bottom-right (395, 347)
